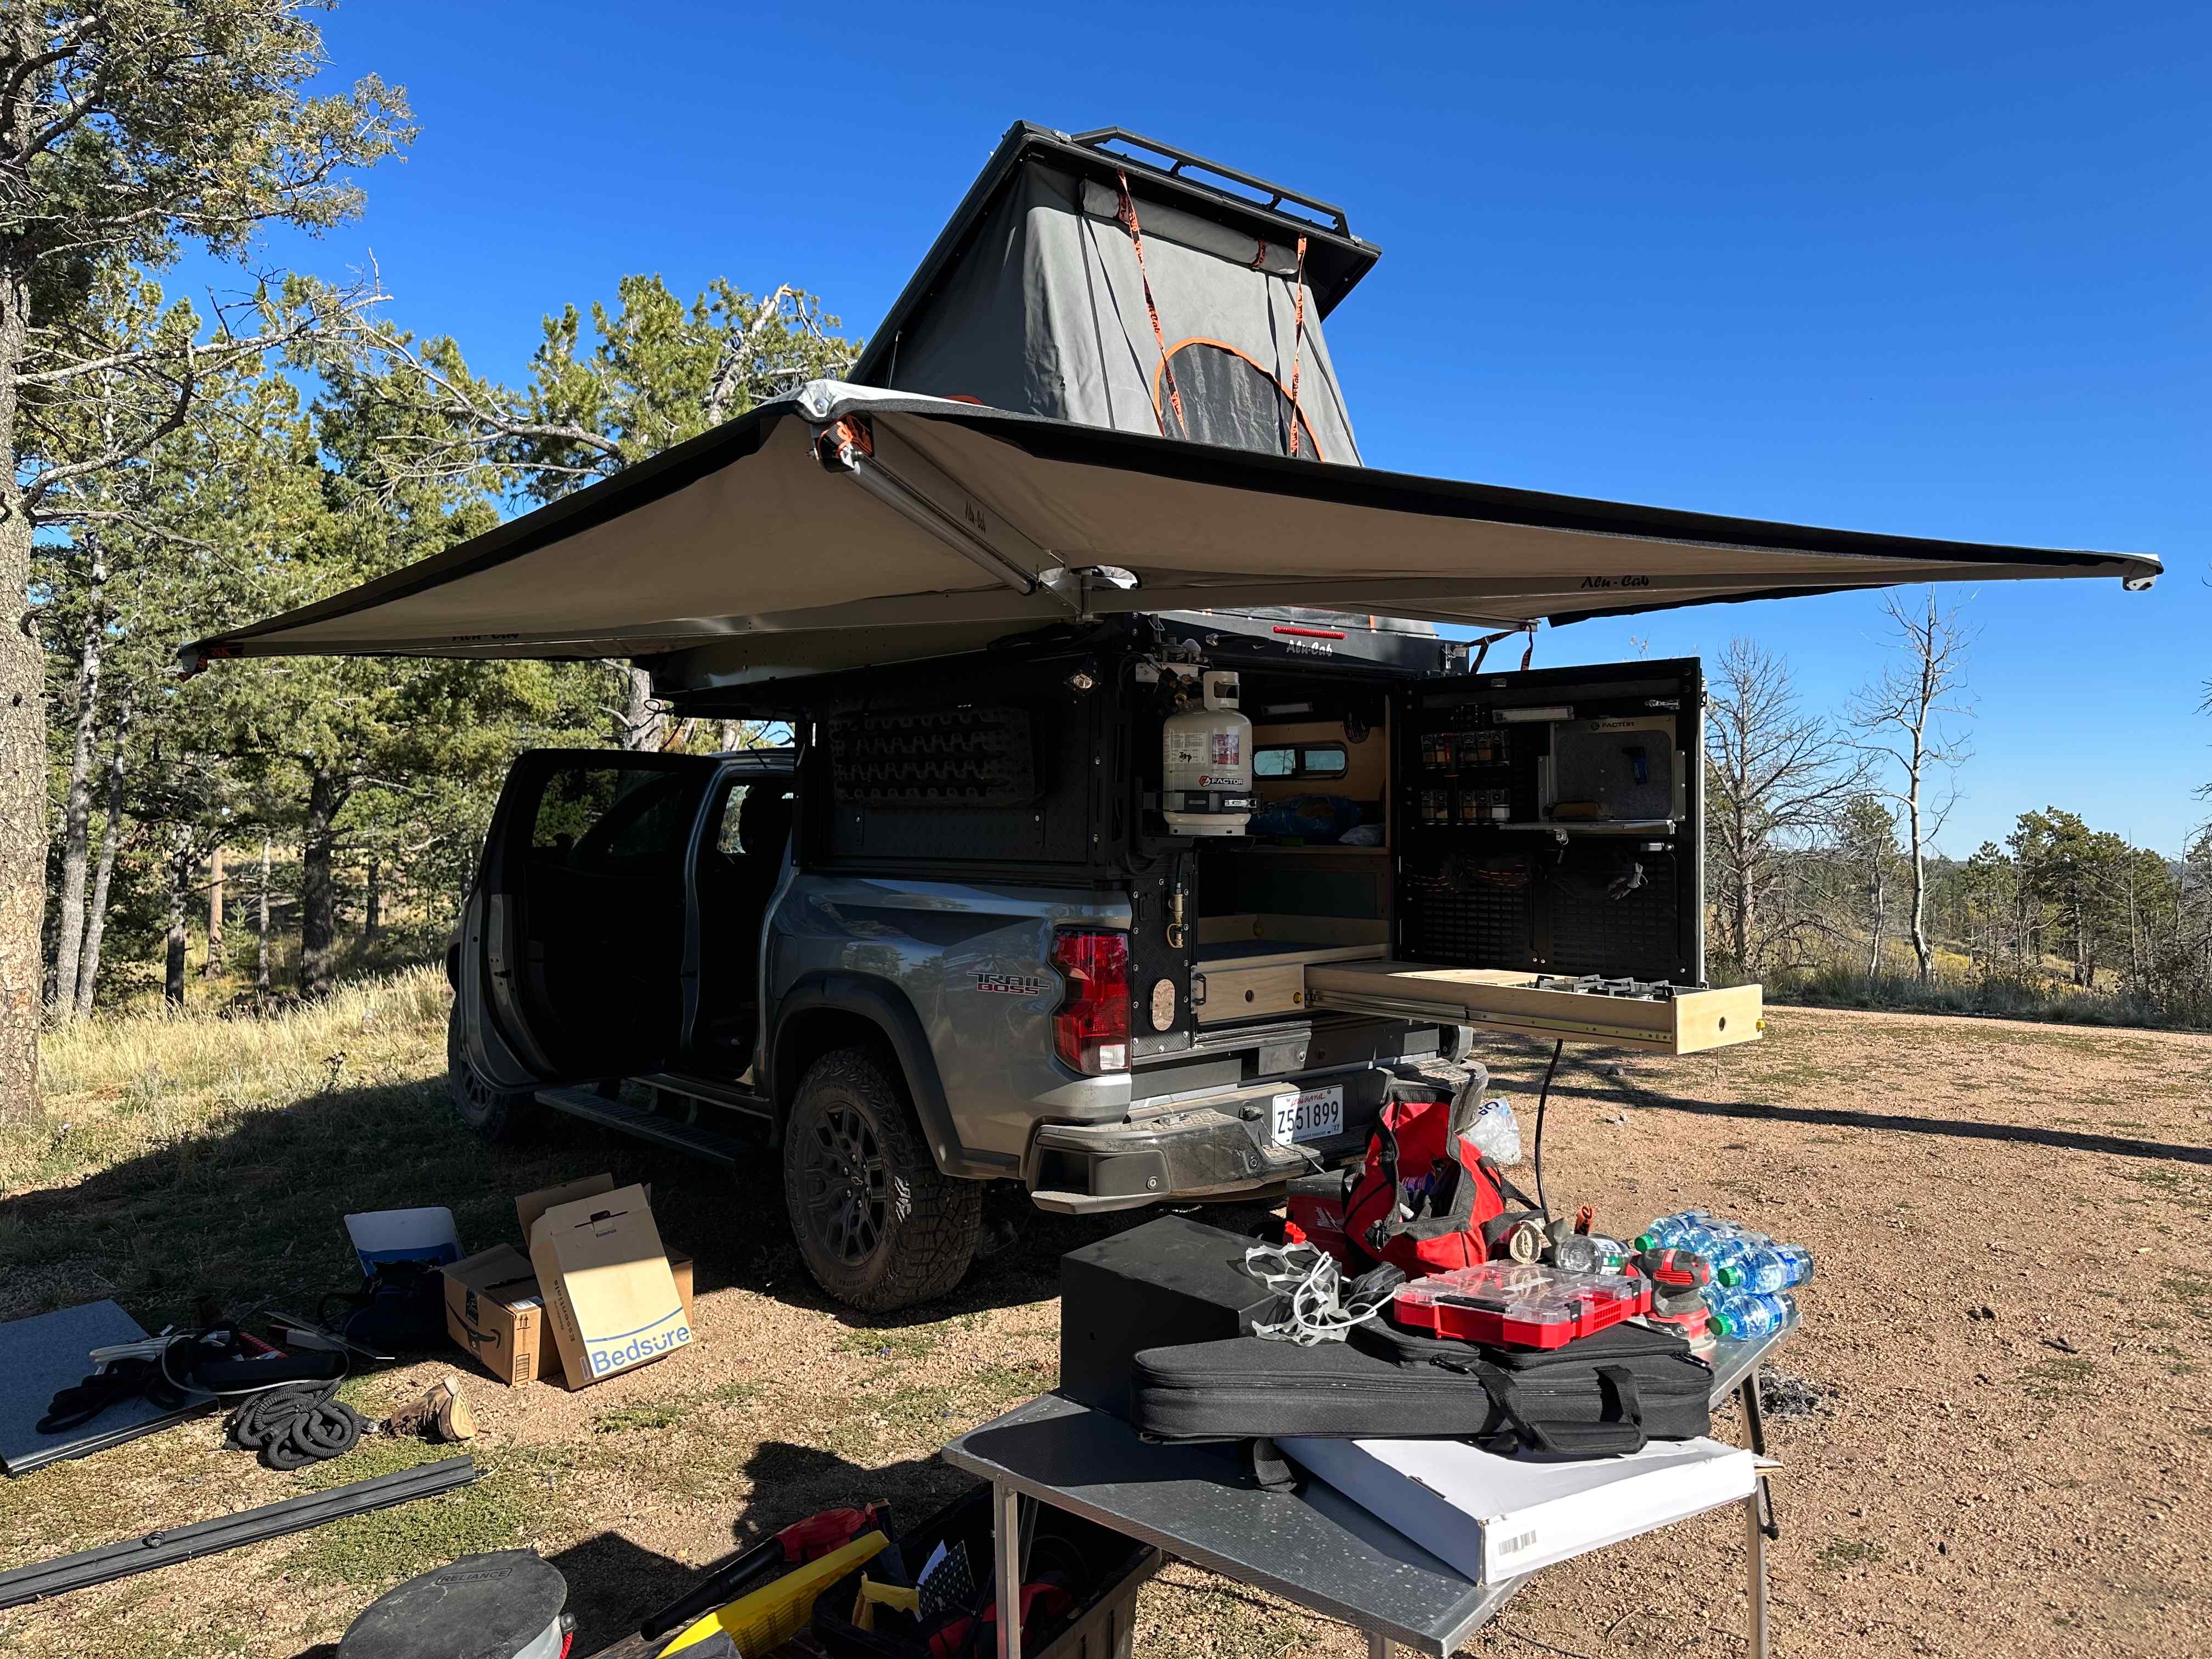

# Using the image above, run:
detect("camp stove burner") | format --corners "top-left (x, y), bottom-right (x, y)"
top-left (1532, 974), bottom-right (1678, 1001)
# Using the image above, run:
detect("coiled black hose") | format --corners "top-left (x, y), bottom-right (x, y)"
top-left (224, 1383), bottom-right (365, 1471)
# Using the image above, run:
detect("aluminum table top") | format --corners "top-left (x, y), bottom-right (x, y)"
top-left (942, 1324), bottom-right (1786, 1657)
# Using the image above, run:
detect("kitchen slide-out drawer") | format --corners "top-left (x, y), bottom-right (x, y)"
top-left (1301, 961), bottom-right (1763, 1055)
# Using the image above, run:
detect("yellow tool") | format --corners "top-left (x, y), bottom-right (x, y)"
top-left (850, 1575), bottom-right (922, 1633)
top-left (659, 1530), bottom-right (889, 1655)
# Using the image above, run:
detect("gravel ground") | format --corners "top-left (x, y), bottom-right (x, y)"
top-left (3, 1003), bottom-right (2208, 1658)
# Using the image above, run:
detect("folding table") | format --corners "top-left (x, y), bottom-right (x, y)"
top-left (943, 1326), bottom-right (1786, 1658)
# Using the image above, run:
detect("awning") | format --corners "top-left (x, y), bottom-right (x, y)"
top-left (181, 381), bottom-right (2162, 685)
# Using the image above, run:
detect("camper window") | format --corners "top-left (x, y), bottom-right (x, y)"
top-left (1255, 743), bottom-right (1348, 781)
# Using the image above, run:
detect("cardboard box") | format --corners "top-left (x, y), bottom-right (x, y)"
top-left (516, 1172), bottom-right (624, 1239)
top-left (443, 1242), bottom-right (695, 1387)
top-left (527, 1182), bottom-right (693, 1389)
top-left (442, 1244), bottom-right (546, 1386)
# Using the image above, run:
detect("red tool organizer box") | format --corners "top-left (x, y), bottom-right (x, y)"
top-left (1389, 1263), bottom-right (1651, 1350)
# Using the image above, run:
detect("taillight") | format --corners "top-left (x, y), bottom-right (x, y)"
top-left (1050, 931), bottom-right (1130, 1074)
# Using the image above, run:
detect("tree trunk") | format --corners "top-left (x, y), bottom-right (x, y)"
top-left (0, 260), bottom-right (43, 1115)
top-left (49, 554), bottom-right (106, 1022)
top-left (299, 770), bottom-right (346, 997)
top-left (1728, 821), bottom-right (1753, 972)
top-left (255, 835), bottom-right (272, 996)
top-left (74, 691), bottom-right (131, 1020)
top-left (611, 662), bottom-right (665, 751)
top-left (364, 856), bottom-right (381, 939)
top-left (1867, 861), bottom-right (1887, 976)
top-left (202, 845), bottom-right (226, 977)
top-left (1906, 780), bottom-right (1933, 981)
top-left (163, 845), bottom-right (190, 1008)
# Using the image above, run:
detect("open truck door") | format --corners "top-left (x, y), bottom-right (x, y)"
top-left (462, 749), bottom-right (718, 1089)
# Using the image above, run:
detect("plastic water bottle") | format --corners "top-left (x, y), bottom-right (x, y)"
top-left (1709, 1290), bottom-right (1796, 1340)
top-left (1685, 1228), bottom-right (1756, 1276)
top-left (1635, 1211), bottom-right (1710, 1249)
top-left (1770, 1244), bottom-right (1815, 1286)
top-left (1716, 1244), bottom-right (1816, 1293)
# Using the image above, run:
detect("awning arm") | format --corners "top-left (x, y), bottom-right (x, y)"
top-left (811, 414), bottom-right (1078, 611)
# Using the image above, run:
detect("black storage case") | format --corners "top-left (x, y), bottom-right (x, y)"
top-left (811, 1483), bottom-right (1154, 1659)
top-left (1133, 1321), bottom-right (1714, 1455)
top-left (1058, 1216), bottom-right (1281, 1419)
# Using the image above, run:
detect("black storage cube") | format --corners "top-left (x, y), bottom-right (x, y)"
top-left (812, 1483), bottom-right (1153, 1659)
top-left (1058, 1216), bottom-right (1281, 1420)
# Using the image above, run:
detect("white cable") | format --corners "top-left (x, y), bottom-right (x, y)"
top-left (1244, 1242), bottom-right (1392, 1346)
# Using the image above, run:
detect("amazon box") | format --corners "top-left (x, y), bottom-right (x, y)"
top-left (527, 1182), bottom-right (693, 1389)
top-left (443, 1241), bottom-right (693, 1388)
top-left (443, 1244), bottom-right (547, 1386)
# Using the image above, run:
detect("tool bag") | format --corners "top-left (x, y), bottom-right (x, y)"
top-left (1131, 1321), bottom-right (1712, 1454)
top-left (1352, 1317), bottom-right (1714, 1454)
top-left (1335, 1067), bottom-right (1538, 1276)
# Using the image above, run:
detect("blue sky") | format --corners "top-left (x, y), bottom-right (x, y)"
top-left (200, 2), bottom-right (2207, 854)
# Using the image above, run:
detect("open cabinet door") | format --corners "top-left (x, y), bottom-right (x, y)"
top-left (1392, 658), bottom-right (1705, 983)
top-left (462, 749), bottom-right (718, 1088)
top-left (1305, 658), bottom-right (1762, 1055)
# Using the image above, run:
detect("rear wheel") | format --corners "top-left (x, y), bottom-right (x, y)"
top-left (447, 1002), bottom-right (541, 1143)
top-left (782, 1047), bottom-right (979, 1311)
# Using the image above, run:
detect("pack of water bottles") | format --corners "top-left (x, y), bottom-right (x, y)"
top-left (1636, 1210), bottom-right (1815, 1341)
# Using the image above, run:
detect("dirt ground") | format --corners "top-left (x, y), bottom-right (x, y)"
top-left (4, 1000), bottom-right (2209, 1658)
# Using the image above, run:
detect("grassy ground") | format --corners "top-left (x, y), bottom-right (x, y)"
top-left (5, 984), bottom-right (2211, 1657)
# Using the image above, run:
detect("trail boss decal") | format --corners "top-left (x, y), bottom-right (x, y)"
top-left (976, 971), bottom-right (1047, 996)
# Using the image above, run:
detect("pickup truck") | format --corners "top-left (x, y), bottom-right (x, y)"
top-left (445, 612), bottom-right (1750, 1310)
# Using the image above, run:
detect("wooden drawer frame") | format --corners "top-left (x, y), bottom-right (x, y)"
top-left (1301, 961), bottom-right (1763, 1055)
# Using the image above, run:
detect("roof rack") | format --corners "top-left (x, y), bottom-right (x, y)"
top-left (1069, 127), bottom-right (1353, 238)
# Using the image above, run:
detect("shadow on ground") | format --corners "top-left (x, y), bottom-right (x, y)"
top-left (0, 1069), bottom-right (1279, 1343)
top-left (286, 1438), bottom-right (974, 1659)
top-left (1531, 1078), bottom-right (2212, 1165)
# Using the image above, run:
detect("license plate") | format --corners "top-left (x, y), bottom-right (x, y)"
top-left (1271, 1085), bottom-right (1345, 1146)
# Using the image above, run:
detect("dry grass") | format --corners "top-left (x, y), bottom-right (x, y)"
top-left (36, 964), bottom-right (451, 1103)
top-left (3, 990), bottom-right (2209, 1658)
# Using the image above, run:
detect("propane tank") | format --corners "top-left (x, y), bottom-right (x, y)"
top-left (1162, 670), bottom-right (1256, 836)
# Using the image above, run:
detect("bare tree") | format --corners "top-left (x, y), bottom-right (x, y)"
top-left (1850, 590), bottom-right (1975, 981)
top-left (1704, 637), bottom-right (1870, 976)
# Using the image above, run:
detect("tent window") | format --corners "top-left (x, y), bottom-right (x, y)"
top-left (1153, 338), bottom-right (1322, 460)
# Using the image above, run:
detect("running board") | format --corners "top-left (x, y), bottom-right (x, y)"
top-left (535, 1087), bottom-right (754, 1167)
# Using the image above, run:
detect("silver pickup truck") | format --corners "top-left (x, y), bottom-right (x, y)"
top-left (446, 614), bottom-right (1718, 1310)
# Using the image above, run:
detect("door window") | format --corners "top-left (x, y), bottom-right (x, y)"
top-left (530, 767), bottom-right (699, 873)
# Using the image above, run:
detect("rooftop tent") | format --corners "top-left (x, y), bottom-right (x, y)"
top-left (179, 381), bottom-right (2163, 691)
top-left (853, 125), bottom-right (1375, 461)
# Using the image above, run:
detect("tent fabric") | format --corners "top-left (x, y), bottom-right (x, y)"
top-left (180, 381), bottom-right (2162, 692)
top-left (864, 159), bottom-right (1361, 461)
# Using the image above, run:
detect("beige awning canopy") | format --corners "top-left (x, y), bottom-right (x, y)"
top-left (182, 381), bottom-right (2162, 687)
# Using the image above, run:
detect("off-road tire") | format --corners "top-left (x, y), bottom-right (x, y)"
top-left (782, 1047), bottom-right (980, 1312)
top-left (447, 1002), bottom-right (541, 1143)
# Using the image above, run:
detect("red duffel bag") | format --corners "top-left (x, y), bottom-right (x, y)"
top-left (1330, 1068), bottom-right (1542, 1275)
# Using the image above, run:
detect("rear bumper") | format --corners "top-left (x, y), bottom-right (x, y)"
top-left (1023, 1064), bottom-right (1401, 1215)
